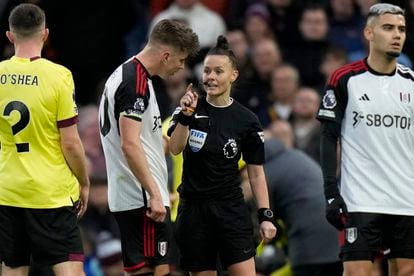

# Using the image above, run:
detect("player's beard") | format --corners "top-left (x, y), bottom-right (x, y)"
top-left (386, 51), bottom-right (401, 58)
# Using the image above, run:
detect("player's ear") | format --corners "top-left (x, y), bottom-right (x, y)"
top-left (230, 69), bottom-right (239, 83)
top-left (363, 26), bottom-right (373, 42)
top-left (6, 31), bottom-right (14, 43)
top-left (42, 28), bottom-right (49, 42)
top-left (161, 50), bottom-right (170, 64)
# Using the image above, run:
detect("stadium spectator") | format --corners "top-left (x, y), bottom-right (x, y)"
top-left (355, 0), bottom-right (379, 17)
top-left (244, 3), bottom-right (274, 44)
top-left (319, 45), bottom-right (348, 93)
top-left (98, 19), bottom-right (199, 276)
top-left (0, 3), bottom-right (89, 275)
top-left (168, 35), bottom-right (276, 275)
top-left (265, 0), bottom-right (302, 51)
top-left (266, 64), bottom-right (300, 123)
top-left (327, 0), bottom-right (365, 54)
top-left (77, 104), bottom-right (106, 176)
top-left (291, 87), bottom-right (321, 162)
top-left (234, 38), bottom-right (282, 125)
top-left (150, 0), bottom-right (226, 80)
top-left (317, 3), bottom-right (414, 275)
top-left (285, 4), bottom-right (331, 89)
top-left (150, 0), bottom-right (226, 49)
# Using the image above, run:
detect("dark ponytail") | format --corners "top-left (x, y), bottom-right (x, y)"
top-left (207, 35), bottom-right (238, 68)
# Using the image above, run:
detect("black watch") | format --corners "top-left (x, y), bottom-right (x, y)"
top-left (257, 208), bottom-right (275, 224)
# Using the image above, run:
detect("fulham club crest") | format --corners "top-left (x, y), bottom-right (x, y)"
top-left (400, 92), bottom-right (411, 103)
top-left (158, 241), bottom-right (168, 257)
top-left (345, 227), bottom-right (357, 243)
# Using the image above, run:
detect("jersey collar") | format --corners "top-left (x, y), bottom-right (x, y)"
top-left (133, 57), bottom-right (151, 79)
top-left (364, 58), bottom-right (396, 76)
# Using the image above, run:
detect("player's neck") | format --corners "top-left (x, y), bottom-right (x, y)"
top-left (206, 96), bottom-right (233, 107)
top-left (13, 42), bottom-right (42, 59)
top-left (367, 53), bottom-right (397, 75)
top-left (135, 48), bottom-right (161, 77)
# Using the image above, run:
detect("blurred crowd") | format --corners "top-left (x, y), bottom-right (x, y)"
top-left (1, 0), bottom-right (413, 275)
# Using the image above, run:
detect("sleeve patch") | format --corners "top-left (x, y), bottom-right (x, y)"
top-left (322, 89), bottom-right (337, 109)
top-left (318, 109), bottom-right (336, 118)
top-left (133, 97), bottom-right (146, 114)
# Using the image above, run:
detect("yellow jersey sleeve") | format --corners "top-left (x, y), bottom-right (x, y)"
top-left (57, 70), bottom-right (78, 123)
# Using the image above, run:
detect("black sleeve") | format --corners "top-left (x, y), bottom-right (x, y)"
top-left (166, 106), bottom-right (182, 137)
top-left (115, 62), bottom-right (149, 121)
top-left (320, 120), bottom-right (341, 199)
top-left (241, 117), bottom-right (265, 165)
top-left (316, 71), bottom-right (349, 124)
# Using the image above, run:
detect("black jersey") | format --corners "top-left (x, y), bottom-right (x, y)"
top-left (168, 97), bottom-right (265, 200)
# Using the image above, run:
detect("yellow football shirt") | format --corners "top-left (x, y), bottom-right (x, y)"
top-left (0, 56), bottom-right (80, 208)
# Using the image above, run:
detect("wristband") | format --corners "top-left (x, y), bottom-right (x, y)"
top-left (177, 111), bottom-right (194, 126)
top-left (257, 208), bottom-right (275, 224)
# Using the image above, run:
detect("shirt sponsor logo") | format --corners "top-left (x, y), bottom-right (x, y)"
top-left (352, 111), bottom-right (411, 129)
top-left (189, 129), bottom-right (207, 152)
top-left (223, 138), bottom-right (238, 159)
top-left (322, 89), bottom-right (337, 109)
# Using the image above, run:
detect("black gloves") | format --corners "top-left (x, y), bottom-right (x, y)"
top-left (326, 194), bottom-right (348, 230)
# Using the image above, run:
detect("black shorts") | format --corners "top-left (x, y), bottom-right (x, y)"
top-left (0, 204), bottom-right (83, 267)
top-left (175, 197), bottom-right (256, 271)
top-left (113, 207), bottom-right (172, 272)
top-left (341, 212), bottom-right (414, 261)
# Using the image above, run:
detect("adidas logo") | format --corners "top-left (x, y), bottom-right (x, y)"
top-left (358, 94), bottom-right (370, 101)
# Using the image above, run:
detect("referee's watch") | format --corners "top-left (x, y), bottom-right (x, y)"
top-left (257, 208), bottom-right (275, 224)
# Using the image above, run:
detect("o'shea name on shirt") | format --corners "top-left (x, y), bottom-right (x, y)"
top-left (0, 74), bottom-right (39, 86)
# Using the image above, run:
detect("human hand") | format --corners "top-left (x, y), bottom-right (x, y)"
top-left (326, 194), bottom-right (348, 230)
top-left (76, 185), bottom-right (89, 219)
top-left (146, 198), bottom-right (167, 223)
top-left (259, 221), bottom-right (277, 243)
top-left (179, 83), bottom-right (198, 116)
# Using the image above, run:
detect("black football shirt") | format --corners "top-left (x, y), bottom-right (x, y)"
top-left (168, 97), bottom-right (264, 200)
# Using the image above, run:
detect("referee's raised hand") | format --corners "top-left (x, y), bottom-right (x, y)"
top-left (180, 83), bottom-right (198, 116)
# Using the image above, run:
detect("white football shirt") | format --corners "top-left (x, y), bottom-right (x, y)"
top-left (99, 58), bottom-right (169, 212)
top-left (318, 59), bottom-right (414, 215)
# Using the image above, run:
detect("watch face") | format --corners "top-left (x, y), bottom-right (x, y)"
top-left (264, 209), bottom-right (273, 218)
